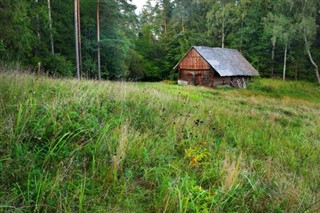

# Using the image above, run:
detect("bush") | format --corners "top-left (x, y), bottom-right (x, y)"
top-left (44, 54), bottom-right (74, 77)
top-left (82, 58), bottom-right (97, 79)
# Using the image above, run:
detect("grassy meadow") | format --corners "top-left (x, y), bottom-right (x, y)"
top-left (0, 70), bottom-right (320, 212)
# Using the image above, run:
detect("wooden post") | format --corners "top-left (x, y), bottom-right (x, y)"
top-left (74, 0), bottom-right (81, 80)
top-left (97, 0), bottom-right (101, 80)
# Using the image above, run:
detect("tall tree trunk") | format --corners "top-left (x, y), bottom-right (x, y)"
top-left (35, 0), bottom-right (41, 74)
top-left (77, 0), bottom-right (82, 75)
top-left (306, 48), bottom-right (320, 84)
top-left (181, 15), bottom-right (185, 32)
top-left (74, 0), bottom-right (80, 80)
top-left (271, 37), bottom-right (276, 77)
top-left (35, 0), bottom-right (40, 40)
top-left (304, 33), bottom-right (320, 84)
top-left (48, 0), bottom-right (54, 55)
top-left (164, 15), bottom-right (167, 34)
top-left (240, 15), bottom-right (244, 51)
top-left (97, 0), bottom-right (101, 80)
top-left (283, 43), bottom-right (287, 81)
top-left (221, 17), bottom-right (225, 48)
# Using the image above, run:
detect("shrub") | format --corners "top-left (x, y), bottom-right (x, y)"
top-left (44, 54), bottom-right (74, 77)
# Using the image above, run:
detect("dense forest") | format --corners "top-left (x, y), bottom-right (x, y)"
top-left (0, 0), bottom-right (319, 83)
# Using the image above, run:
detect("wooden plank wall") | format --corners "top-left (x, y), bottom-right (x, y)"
top-left (179, 70), bottom-right (214, 86)
top-left (213, 76), bottom-right (251, 86)
top-left (177, 49), bottom-right (251, 87)
top-left (213, 77), bottom-right (232, 86)
top-left (179, 49), bottom-right (210, 70)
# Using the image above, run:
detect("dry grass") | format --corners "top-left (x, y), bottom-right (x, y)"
top-left (0, 72), bottom-right (319, 212)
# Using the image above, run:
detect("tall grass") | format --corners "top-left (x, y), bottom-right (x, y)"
top-left (0, 71), bottom-right (319, 212)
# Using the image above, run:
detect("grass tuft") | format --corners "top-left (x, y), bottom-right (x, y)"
top-left (0, 72), bottom-right (319, 212)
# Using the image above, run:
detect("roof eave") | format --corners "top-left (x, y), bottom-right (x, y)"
top-left (219, 74), bottom-right (259, 77)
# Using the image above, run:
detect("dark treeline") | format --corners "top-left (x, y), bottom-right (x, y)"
top-left (0, 0), bottom-right (319, 83)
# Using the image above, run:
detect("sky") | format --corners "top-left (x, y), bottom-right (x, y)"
top-left (131, 0), bottom-right (148, 13)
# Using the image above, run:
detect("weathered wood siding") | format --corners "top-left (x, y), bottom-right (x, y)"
top-left (177, 49), bottom-right (214, 87)
top-left (176, 47), bottom-right (255, 88)
top-left (179, 70), bottom-right (214, 86)
top-left (213, 75), bottom-right (251, 86)
top-left (213, 76), bottom-right (232, 86)
top-left (179, 49), bottom-right (210, 70)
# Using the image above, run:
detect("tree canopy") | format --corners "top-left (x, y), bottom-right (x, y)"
top-left (0, 0), bottom-right (319, 82)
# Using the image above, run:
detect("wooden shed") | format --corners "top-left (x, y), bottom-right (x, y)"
top-left (173, 46), bottom-right (259, 87)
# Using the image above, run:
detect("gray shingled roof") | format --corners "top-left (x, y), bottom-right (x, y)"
top-left (175, 46), bottom-right (259, 77)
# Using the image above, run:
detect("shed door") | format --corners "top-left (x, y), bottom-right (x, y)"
top-left (180, 72), bottom-right (193, 85)
top-left (195, 74), bottom-right (201, 85)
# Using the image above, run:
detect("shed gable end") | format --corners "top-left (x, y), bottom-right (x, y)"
top-left (179, 49), bottom-right (211, 70)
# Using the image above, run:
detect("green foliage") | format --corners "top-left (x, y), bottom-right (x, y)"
top-left (132, 0), bottom-right (319, 81)
top-left (0, 72), bottom-right (319, 211)
top-left (44, 54), bottom-right (74, 77)
top-left (127, 49), bottom-right (145, 81)
top-left (206, 0), bottom-right (238, 47)
top-left (82, 57), bottom-right (97, 79)
top-left (0, 0), bottom-right (319, 81)
top-left (0, 39), bottom-right (5, 59)
top-left (0, 0), bottom-right (138, 79)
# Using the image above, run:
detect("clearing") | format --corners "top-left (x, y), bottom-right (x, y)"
top-left (0, 72), bottom-right (319, 212)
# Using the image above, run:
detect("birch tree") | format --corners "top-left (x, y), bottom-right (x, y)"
top-left (296, 0), bottom-right (320, 84)
top-left (263, 0), bottom-right (295, 80)
top-left (47, 0), bottom-right (54, 55)
top-left (206, 0), bottom-right (237, 48)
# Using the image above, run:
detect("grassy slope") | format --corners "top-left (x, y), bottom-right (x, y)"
top-left (0, 72), bottom-right (319, 212)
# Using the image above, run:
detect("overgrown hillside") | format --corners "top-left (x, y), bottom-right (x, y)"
top-left (1, 72), bottom-right (319, 212)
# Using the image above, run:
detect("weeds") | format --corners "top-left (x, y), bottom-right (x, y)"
top-left (0, 72), bottom-right (319, 212)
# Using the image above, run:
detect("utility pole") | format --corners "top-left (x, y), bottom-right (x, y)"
top-left (74, 0), bottom-right (81, 80)
top-left (97, 0), bottom-right (101, 80)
